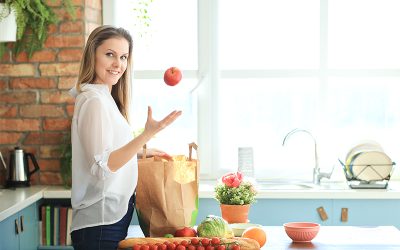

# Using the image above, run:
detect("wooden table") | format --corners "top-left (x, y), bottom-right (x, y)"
top-left (126, 225), bottom-right (400, 249)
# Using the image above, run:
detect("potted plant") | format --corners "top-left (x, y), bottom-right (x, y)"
top-left (0, 0), bottom-right (17, 42)
top-left (215, 172), bottom-right (257, 223)
top-left (0, 0), bottom-right (75, 58)
top-left (60, 133), bottom-right (72, 189)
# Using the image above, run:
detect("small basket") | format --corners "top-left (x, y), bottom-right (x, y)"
top-left (338, 159), bottom-right (395, 189)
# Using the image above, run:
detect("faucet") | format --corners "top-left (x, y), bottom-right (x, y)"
top-left (282, 128), bottom-right (333, 185)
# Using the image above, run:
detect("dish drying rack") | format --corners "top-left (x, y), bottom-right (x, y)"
top-left (338, 159), bottom-right (396, 189)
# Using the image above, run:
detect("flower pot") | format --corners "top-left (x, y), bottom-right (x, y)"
top-left (220, 204), bottom-right (250, 223)
top-left (0, 3), bottom-right (17, 42)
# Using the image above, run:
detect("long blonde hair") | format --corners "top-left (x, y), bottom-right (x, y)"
top-left (76, 25), bottom-right (133, 122)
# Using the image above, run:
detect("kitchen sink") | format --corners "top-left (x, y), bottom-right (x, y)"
top-left (257, 181), bottom-right (349, 190)
top-left (258, 183), bottom-right (314, 190)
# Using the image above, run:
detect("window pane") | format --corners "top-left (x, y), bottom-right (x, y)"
top-left (130, 79), bottom-right (198, 155)
top-left (325, 77), bottom-right (400, 128)
top-left (324, 77), bottom-right (400, 153)
top-left (131, 0), bottom-right (197, 70)
top-left (217, 78), bottom-right (319, 180)
top-left (328, 0), bottom-right (400, 69)
top-left (219, 0), bottom-right (320, 70)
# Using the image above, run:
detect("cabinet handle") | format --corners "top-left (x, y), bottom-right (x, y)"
top-left (341, 208), bottom-right (348, 222)
top-left (20, 215), bottom-right (24, 232)
top-left (317, 206), bottom-right (328, 221)
top-left (15, 218), bottom-right (21, 234)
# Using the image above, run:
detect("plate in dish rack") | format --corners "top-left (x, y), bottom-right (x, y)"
top-left (350, 151), bottom-right (393, 182)
top-left (345, 141), bottom-right (383, 173)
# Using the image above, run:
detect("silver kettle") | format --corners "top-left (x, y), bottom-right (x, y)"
top-left (0, 147), bottom-right (40, 187)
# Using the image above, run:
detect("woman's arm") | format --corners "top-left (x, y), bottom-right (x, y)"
top-left (107, 106), bottom-right (181, 171)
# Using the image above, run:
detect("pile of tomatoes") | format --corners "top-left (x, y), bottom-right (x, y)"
top-left (131, 237), bottom-right (241, 250)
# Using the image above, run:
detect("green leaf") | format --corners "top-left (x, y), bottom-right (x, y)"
top-left (1, 0), bottom-right (75, 58)
top-left (215, 182), bottom-right (257, 205)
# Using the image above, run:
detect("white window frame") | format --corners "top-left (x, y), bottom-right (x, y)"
top-left (103, 0), bottom-right (400, 181)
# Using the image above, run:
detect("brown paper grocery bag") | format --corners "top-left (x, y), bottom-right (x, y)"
top-left (135, 143), bottom-right (199, 237)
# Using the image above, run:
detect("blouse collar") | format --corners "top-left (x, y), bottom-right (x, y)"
top-left (69, 83), bottom-right (110, 98)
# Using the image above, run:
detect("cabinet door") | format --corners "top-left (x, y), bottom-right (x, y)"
top-left (250, 199), bottom-right (333, 225)
top-left (333, 199), bottom-right (400, 228)
top-left (19, 203), bottom-right (39, 250)
top-left (0, 212), bottom-right (20, 250)
top-left (195, 199), bottom-right (333, 226)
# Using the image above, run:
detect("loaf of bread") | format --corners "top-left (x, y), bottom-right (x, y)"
top-left (118, 236), bottom-right (260, 249)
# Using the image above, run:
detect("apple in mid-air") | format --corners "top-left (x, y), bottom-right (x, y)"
top-left (164, 67), bottom-right (182, 86)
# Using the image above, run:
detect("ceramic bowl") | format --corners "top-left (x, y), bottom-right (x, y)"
top-left (283, 222), bottom-right (320, 242)
top-left (229, 223), bottom-right (262, 237)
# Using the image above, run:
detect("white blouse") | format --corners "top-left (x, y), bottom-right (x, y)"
top-left (69, 83), bottom-right (137, 232)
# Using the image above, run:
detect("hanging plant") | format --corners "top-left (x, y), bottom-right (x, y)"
top-left (132, 0), bottom-right (155, 38)
top-left (0, 0), bottom-right (75, 58)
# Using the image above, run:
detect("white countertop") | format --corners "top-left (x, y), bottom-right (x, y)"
top-left (1, 182), bottom-right (400, 222)
top-left (200, 180), bottom-right (400, 199)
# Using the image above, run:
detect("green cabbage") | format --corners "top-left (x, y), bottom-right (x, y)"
top-left (197, 215), bottom-right (234, 238)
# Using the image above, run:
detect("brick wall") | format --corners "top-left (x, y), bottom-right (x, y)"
top-left (0, 0), bottom-right (102, 186)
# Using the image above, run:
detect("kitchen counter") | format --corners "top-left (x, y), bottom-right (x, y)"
top-left (200, 180), bottom-right (400, 199)
top-left (0, 185), bottom-right (70, 222)
top-left (122, 225), bottom-right (400, 249)
top-left (2, 181), bottom-right (400, 222)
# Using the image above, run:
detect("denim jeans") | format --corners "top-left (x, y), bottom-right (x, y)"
top-left (71, 195), bottom-right (135, 250)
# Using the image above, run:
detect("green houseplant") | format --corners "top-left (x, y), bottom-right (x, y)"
top-left (215, 172), bottom-right (257, 223)
top-left (60, 133), bottom-right (72, 188)
top-left (0, 0), bottom-right (75, 58)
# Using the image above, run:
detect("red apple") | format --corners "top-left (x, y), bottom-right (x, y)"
top-left (174, 226), bottom-right (197, 237)
top-left (164, 67), bottom-right (182, 86)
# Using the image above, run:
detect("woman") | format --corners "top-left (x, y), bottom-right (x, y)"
top-left (69, 25), bottom-right (181, 250)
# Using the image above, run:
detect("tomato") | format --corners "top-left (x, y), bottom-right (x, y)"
top-left (150, 245), bottom-right (158, 250)
top-left (196, 246), bottom-right (205, 250)
top-left (211, 237), bottom-right (220, 245)
top-left (231, 245), bottom-right (240, 250)
top-left (133, 245), bottom-right (141, 250)
top-left (201, 238), bottom-right (210, 246)
top-left (190, 238), bottom-right (200, 245)
top-left (205, 246), bottom-right (215, 250)
top-left (167, 243), bottom-right (176, 250)
top-left (187, 245), bottom-right (196, 250)
top-left (176, 245), bottom-right (185, 250)
top-left (140, 245), bottom-right (150, 250)
top-left (180, 240), bottom-right (189, 246)
top-left (217, 246), bottom-right (226, 250)
top-left (158, 244), bottom-right (167, 250)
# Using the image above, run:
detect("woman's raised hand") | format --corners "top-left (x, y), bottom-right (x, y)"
top-left (143, 106), bottom-right (182, 138)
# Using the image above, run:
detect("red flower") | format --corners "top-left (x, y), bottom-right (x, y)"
top-left (221, 172), bottom-right (243, 188)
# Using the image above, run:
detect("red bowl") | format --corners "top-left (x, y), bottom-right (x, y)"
top-left (283, 222), bottom-right (320, 242)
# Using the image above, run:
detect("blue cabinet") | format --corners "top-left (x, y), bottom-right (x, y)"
top-left (0, 210), bottom-right (20, 250)
top-left (250, 199), bottom-right (332, 226)
top-left (191, 199), bottom-right (333, 226)
top-left (20, 202), bottom-right (39, 250)
top-left (332, 200), bottom-right (400, 227)
top-left (0, 203), bottom-right (39, 250)
top-left (131, 198), bottom-right (400, 229)
top-left (131, 198), bottom-right (333, 226)
top-left (194, 199), bottom-right (332, 225)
